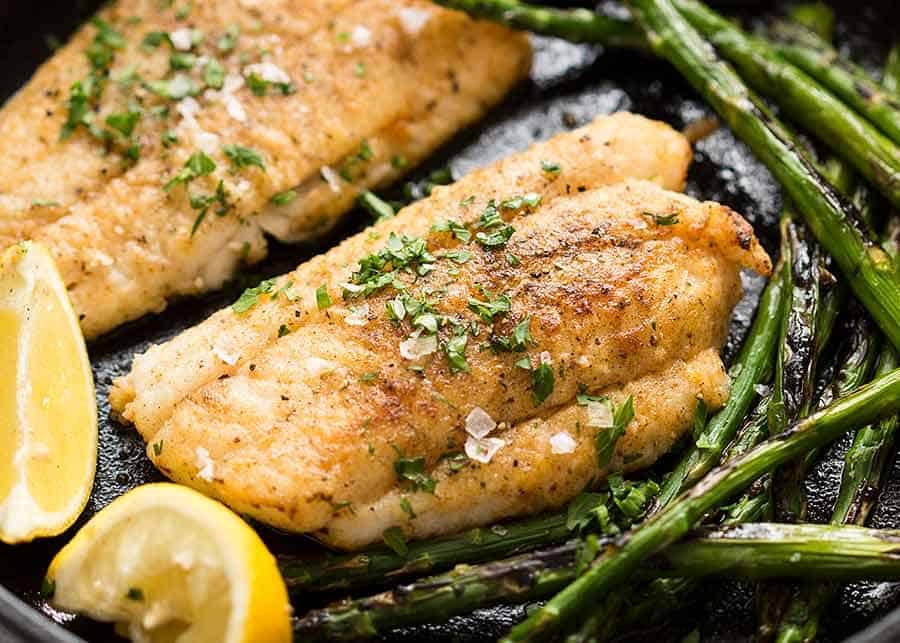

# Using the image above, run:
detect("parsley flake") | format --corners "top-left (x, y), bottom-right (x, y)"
top-left (232, 278), bottom-right (276, 313)
top-left (223, 144), bottom-right (266, 171)
top-left (315, 284), bottom-right (332, 309)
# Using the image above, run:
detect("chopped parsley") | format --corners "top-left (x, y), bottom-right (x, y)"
top-left (595, 396), bottom-right (635, 468)
top-left (271, 189), bottom-right (297, 206)
top-left (382, 526), bottom-right (408, 556)
top-left (345, 233), bottom-right (435, 297)
top-left (391, 154), bottom-right (408, 170)
top-left (354, 61), bottom-right (367, 77)
top-left (476, 225), bottom-right (515, 249)
top-left (540, 159), bottom-right (562, 176)
top-left (315, 284), bottom-right (332, 309)
top-left (169, 51), bottom-right (196, 70)
top-left (189, 180), bottom-right (230, 236)
top-left (217, 25), bottom-right (239, 52)
top-left (105, 109), bottom-right (141, 138)
top-left (399, 497), bottom-right (416, 519)
top-left (643, 211), bottom-right (679, 226)
top-left (444, 333), bottom-right (469, 373)
top-left (203, 59), bottom-right (225, 89)
top-left (441, 248), bottom-right (472, 264)
top-left (152, 440), bottom-right (164, 456)
top-left (246, 73), bottom-right (268, 96)
top-left (499, 192), bottom-right (541, 211)
top-left (393, 450), bottom-right (437, 493)
top-left (340, 139), bottom-right (375, 181)
top-left (232, 278), bottom-right (276, 313)
top-left (223, 144), bottom-right (266, 171)
top-left (246, 72), bottom-right (294, 96)
top-left (468, 291), bottom-right (511, 323)
top-left (474, 201), bottom-right (515, 248)
top-left (149, 73), bottom-right (197, 100)
top-left (431, 219), bottom-right (470, 243)
top-left (492, 316), bottom-right (534, 352)
top-left (531, 362), bottom-right (555, 405)
top-left (141, 31), bottom-right (170, 50)
top-left (161, 130), bottom-right (179, 147)
top-left (278, 324), bottom-right (290, 337)
top-left (164, 151), bottom-right (216, 191)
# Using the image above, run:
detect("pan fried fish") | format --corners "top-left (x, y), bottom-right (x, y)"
top-left (0, 0), bottom-right (530, 337)
top-left (111, 113), bottom-right (771, 549)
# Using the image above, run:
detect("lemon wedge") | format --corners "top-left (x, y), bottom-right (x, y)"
top-left (0, 241), bottom-right (97, 544)
top-left (46, 483), bottom-right (292, 643)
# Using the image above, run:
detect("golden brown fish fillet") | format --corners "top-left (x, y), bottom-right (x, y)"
top-left (0, 0), bottom-right (530, 337)
top-left (112, 114), bottom-right (771, 549)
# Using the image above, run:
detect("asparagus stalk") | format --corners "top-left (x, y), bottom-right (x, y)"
top-left (772, 53), bottom-right (900, 642)
top-left (769, 21), bottom-right (900, 146)
top-left (673, 0), bottom-right (900, 211)
top-left (279, 511), bottom-right (570, 592)
top-left (293, 524), bottom-right (900, 641)
top-left (635, 0), bottom-right (900, 346)
top-left (500, 360), bottom-right (900, 641)
top-left (775, 348), bottom-right (899, 643)
top-left (432, 0), bottom-right (643, 47)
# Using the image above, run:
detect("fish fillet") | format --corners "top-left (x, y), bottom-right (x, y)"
top-left (0, 0), bottom-right (531, 337)
top-left (111, 113), bottom-right (771, 548)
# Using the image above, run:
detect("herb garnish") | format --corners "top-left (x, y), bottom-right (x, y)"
top-left (468, 291), bottom-right (511, 323)
top-left (382, 526), bottom-right (408, 556)
top-left (643, 211), bottom-right (680, 226)
top-left (232, 278), bottom-right (276, 313)
top-left (315, 284), bottom-right (332, 309)
top-left (393, 449), bottom-right (437, 493)
top-left (223, 144), bottom-right (265, 171)
top-left (165, 151), bottom-right (216, 191)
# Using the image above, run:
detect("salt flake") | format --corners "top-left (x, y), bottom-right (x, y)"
top-left (465, 407), bottom-right (496, 439)
top-left (465, 436), bottom-right (506, 464)
top-left (550, 431), bottom-right (577, 454)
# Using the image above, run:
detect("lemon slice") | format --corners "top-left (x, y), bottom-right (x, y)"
top-left (0, 241), bottom-right (97, 543)
top-left (46, 483), bottom-right (292, 643)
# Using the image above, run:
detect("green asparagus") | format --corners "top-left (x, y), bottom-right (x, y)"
top-left (770, 21), bottom-right (900, 146)
top-left (293, 524), bottom-right (900, 641)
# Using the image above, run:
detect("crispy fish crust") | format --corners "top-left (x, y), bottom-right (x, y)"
top-left (112, 113), bottom-right (771, 548)
top-left (0, 0), bottom-right (530, 337)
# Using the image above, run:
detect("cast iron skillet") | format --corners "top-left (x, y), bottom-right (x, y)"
top-left (2, 1), bottom-right (900, 641)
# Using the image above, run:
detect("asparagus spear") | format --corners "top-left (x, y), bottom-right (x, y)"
top-left (638, 0), bottom-right (900, 345)
top-left (293, 524), bottom-right (900, 641)
top-left (500, 359), bottom-right (900, 641)
top-left (673, 0), bottom-right (900, 210)
top-left (771, 51), bottom-right (900, 642)
top-left (769, 21), bottom-right (900, 146)
top-left (279, 510), bottom-right (570, 591)
top-left (432, 0), bottom-right (643, 47)
top-left (775, 348), bottom-right (899, 643)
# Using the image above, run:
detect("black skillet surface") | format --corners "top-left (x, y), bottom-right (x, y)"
top-left (1, 1), bottom-right (900, 641)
